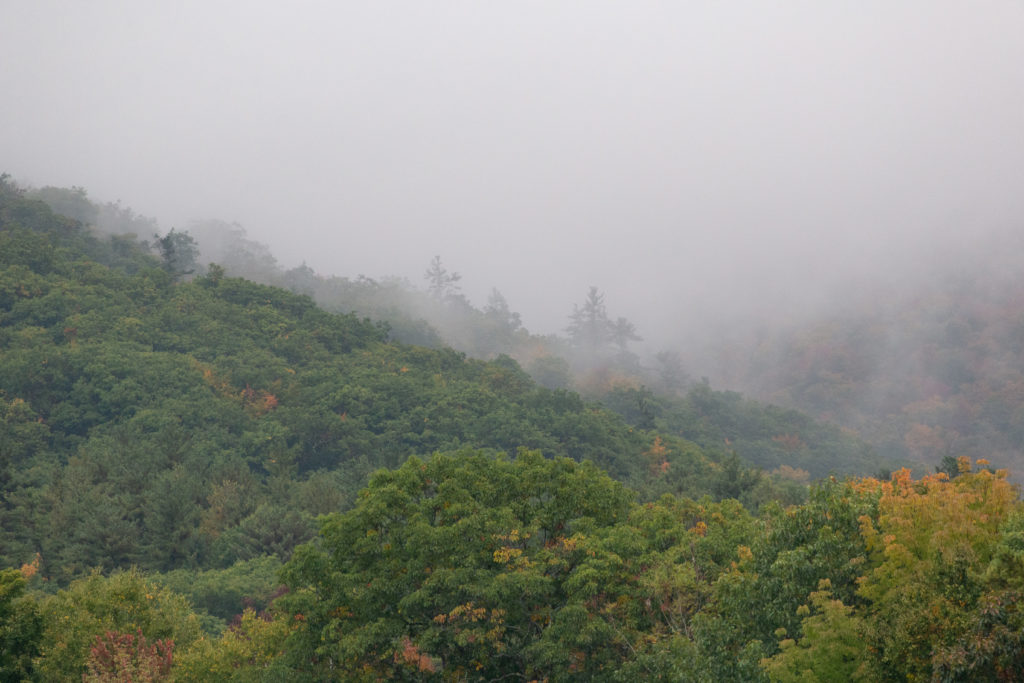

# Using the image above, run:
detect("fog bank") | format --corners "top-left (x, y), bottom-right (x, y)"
top-left (3, 2), bottom-right (1023, 345)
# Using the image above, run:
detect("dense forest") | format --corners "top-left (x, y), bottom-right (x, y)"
top-left (2, 177), bottom-right (1023, 680)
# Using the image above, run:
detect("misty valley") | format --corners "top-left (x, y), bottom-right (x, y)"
top-left (3, 178), bottom-right (1024, 680)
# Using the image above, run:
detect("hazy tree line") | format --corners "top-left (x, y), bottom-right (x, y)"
top-left (65, 192), bottom-right (676, 402)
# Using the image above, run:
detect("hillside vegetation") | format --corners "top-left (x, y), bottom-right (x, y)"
top-left (0, 177), bottom-right (850, 581)
top-left (4, 177), bottom-right (1020, 680)
top-left (704, 239), bottom-right (1024, 478)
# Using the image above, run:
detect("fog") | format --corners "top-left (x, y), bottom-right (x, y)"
top-left (3, 1), bottom-right (1024, 349)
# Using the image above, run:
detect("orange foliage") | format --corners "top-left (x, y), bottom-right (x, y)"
top-left (644, 436), bottom-right (670, 476)
top-left (192, 361), bottom-right (280, 416)
top-left (19, 553), bottom-right (40, 580)
top-left (394, 636), bottom-right (438, 673)
top-left (241, 384), bottom-right (279, 416)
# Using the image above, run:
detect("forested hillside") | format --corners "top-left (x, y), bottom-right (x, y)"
top-left (0, 178), bottom-right (833, 570)
top-left (2, 176), bottom-right (732, 582)
top-left (4, 176), bottom-right (1020, 680)
top-left (701, 235), bottom-right (1024, 479)
top-left (17, 182), bottom-right (885, 481)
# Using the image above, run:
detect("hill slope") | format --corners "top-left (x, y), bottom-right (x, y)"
top-left (0, 177), bottom-right (773, 583)
top-left (702, 238), bottom-right (1024, 477)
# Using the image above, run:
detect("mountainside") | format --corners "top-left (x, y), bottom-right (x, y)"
top-left (3, 177), bottom-right (1023, 680)
top-left (702, 236), bottom-right (1024, 478)
top-left (0, 176), bottom-right (869, 588)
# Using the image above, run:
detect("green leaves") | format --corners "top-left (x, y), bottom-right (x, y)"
top-left (37, 569), bottom-right (202, 681)
top-left (760, 581), bottom-right (868, 682)
top-left (280, 449), bottom-right (636, 679)
top-left (0, 569), bottom-right (43, 681)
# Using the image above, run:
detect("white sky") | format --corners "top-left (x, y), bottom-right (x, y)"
top-left (3, 1), bottom-right (1023, 342)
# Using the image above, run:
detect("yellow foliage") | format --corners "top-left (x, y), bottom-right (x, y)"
top-left (493, 547), bottom-right (523, 564)
top-left (857, 467), bottom-right (1018, 610)
top-left (190, 359), bottom-right (235, 400)
top-left (644, 436), bottom-right (671, 476)
top-left (172, 608), bottom-right (294, 679)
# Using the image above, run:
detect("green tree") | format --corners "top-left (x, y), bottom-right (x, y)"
top-left (484, 288), bottom-right (521, 333)
top-left (37, 569), bottom-right (202, 681)
top-left (609, 316), bottom-right (642, 364)
top-left (760, 580), bottom-right (869, 682)
top-left (26, 185), bottom-right (99, 226)
top-left (279, 449), bottom-right (636, 680)
top-left (567, 286), bottom-right (611, 355)
top-left (173, 608), bottom-right (300, 682)
top-left (528, 355), bottom-right (573, 390)
top-left (156, 557), bottom-right (283, 628)
top-left (694, 478), bottom-right (877, 679)
top-left (0, 568), bottom-right (43, 681)
top-left (154, 229), bottom-right (199, 280)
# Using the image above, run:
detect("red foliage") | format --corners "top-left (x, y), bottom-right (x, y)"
top-left (84, 629), bottom-right (173, 682)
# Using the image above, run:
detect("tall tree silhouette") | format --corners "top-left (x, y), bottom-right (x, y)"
top-left (424, 255), bottom-right (461, 301)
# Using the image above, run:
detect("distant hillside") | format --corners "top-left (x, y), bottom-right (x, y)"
top-left (702, 230), bottom-right (1024, 477)
top-left (599, 382), bottom-right (883, 480)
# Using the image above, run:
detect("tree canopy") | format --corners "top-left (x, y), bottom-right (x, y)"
top-left (4, 176), bottom-right (1019, 680)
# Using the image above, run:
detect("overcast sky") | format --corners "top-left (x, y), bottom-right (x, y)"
top-left (3, 2), bottom-right (1023, 343)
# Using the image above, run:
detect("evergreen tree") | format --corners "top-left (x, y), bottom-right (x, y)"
top-left (424, 254), bottom-right (461, 300)
top-left (484, 288), bottom-right (521, 332)
top-left (154, 229), bottom-right (199, 280)
top-left (567, 286), bottom-right (611, 355)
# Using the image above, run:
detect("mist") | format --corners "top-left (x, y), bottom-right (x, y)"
top-left (3, 1), bottom-right (1024, 350)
